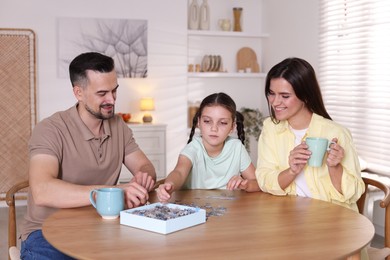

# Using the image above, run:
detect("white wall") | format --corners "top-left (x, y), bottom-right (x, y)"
top-left (262, 0), bottom-right (319, 70)
top-left (0, 0), bottom-right (320, 174)
top-left (4, 0), bottom-right (386, 239)
top-left (0, 0), bottom-right (189, 173)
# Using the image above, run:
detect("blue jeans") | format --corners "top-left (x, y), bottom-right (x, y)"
top-left (21, 230), bottom-right (75, 260)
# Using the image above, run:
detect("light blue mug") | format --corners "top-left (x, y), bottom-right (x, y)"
top-left (89, 187), bottom-right (124, 219)
top-left (305, 137), bottom-right (335, 167)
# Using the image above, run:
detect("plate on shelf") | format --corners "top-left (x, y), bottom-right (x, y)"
top-left (211, 55), bottom-right (217, 71)
top-left (201, 55), bottom-right (210, 72)
top-left (208, 55), bottom-right (214, 72)
top-left (208, 55), bottom-right (213, 71)
top-left (214, 55), bottom-right (221, 71)
top-left (218, 56), bottom-right (224, 72)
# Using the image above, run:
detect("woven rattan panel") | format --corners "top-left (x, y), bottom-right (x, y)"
top-left (0, 29), bottom-right (36, 195)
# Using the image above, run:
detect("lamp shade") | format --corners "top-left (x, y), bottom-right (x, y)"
top-left (140, 98), bottom-right (155, 111)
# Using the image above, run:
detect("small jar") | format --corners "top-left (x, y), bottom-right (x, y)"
top-left (233, 7), bottom-right (243, 32)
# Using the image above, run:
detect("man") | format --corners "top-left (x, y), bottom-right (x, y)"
top-left (20, 52), bottom-right (156, 259)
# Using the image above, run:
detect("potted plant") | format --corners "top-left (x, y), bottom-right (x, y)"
top-left (239, 107), bottom-right (264, 153)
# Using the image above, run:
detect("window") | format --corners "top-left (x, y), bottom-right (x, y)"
top-left (319, 0), bottom-right (390, 175)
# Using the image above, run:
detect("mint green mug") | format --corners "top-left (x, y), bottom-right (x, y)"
top-left (89, 187), bottom-right (124, 219)
top-left (305, 137), bottom-right (335, 167)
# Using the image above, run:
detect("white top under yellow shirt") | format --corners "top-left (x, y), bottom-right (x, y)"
top-left (256, 113), bottom-right (365, 211)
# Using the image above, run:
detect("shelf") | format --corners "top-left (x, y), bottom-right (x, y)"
top-left (188, 30), bottom-right (269, 38)
top-left (188, 72), bottom-right (266, 78)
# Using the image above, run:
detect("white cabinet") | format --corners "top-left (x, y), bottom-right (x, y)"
top-left (118, 124), bottom-right (167, 183)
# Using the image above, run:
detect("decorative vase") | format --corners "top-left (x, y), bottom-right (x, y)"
top-left (199, 0), bottom-right (210, 30)
top-left (233, 7), bottom-right (243, 32)
top-left (188, 0), bottom-right (200, 30)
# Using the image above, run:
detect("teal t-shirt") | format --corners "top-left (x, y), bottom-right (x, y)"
top-left (181, 136), bottom-right (252, 189)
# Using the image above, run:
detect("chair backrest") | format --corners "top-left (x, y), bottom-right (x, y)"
top-left (5, 180), bottom-right (29, 259)
top-left (357, 176), bottom-right (390, 250)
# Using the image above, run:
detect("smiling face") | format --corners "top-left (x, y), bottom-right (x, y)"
top-left (198, 105), bottom-right (235, 152)
top-left (268, 78), bottom-right (312, 129)
top-left (74, 70), bottom-right (119, 120)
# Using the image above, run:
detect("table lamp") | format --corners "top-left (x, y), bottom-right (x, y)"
top-left (140, 97), bottom-right (155, 123)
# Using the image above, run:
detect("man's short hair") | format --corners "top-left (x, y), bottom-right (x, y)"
top-left (69, 52), bottom-right (115, 88)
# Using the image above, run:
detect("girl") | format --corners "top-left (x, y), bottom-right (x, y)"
top-left (156, 92), bottom-right (260, 202)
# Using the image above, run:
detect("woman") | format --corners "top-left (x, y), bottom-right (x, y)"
top-left (256, 57), bottom-right (364, 211)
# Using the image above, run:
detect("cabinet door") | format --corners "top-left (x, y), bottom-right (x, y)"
top-left (118, 125), bottom-right (167, 183)
top-left (118, 158), bottom-right (166, 183)
top-left (133, 131), bottom-right (165, 154)
top-left (147, 154), bottom-right (166, 180)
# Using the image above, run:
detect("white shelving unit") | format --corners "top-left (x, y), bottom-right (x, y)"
top-left (188, 72), bottom-right (266, 78)
top-left (187, 32), bottom-right (267, 76)
top-left (187, 26), bottom-right (268, 109)
top-left (186, 0), bottom-right (267, 163)
top-left (188, 29), bottom-right (269, 39)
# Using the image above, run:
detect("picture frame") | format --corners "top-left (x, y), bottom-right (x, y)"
top-left (57, 17), bottom-right (148, 78)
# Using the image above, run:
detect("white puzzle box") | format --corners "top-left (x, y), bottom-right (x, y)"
top-left (120, 203), bottom-right (206, 234)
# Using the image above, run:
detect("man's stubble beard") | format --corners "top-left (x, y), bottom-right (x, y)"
top-left (85, 103), bottom-right (115, 120)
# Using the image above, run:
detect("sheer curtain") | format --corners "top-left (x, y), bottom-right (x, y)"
top-left (319, 0), bottom-right (390, 175)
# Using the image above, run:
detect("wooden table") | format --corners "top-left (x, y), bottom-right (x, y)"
top-left (42, 190), bottom-right (374, 259)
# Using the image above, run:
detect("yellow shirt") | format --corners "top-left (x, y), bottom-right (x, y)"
top-left (256, 113), bottom-right (365, 211)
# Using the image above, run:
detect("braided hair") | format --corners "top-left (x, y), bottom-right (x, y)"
top-left (187, 92), bottom-right (246, 145)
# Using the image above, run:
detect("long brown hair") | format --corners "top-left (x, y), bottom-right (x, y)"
top-left (265, 57), bottom-right (331, 123)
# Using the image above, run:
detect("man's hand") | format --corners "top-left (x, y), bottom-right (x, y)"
top-left (131, 171), bottom-right (155, 192)
top-left (122, 182), bottom-right (149, 209)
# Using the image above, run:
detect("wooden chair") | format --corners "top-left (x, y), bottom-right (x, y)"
top-left (357, 177), bottom-right (390, 260)
top-left (5, 180), bottom-right (29, 260)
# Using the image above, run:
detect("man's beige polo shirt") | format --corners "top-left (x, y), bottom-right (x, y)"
top-left (21, 104), bottom-right (139, 240)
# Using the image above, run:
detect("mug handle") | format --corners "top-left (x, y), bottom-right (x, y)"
top-left (327, 141), bottom-right (337, 151)
top-left (89, 189), bottom-right (97, 208)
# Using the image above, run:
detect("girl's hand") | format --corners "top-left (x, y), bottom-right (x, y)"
top-left (326, 138), bottom-right (344, 167)
top-left (288, 142), bottom-right (311, 175)
top-left (227, 175), bottom-right (248, 190)
top-left (156, 183), bottom-right (174, 203)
